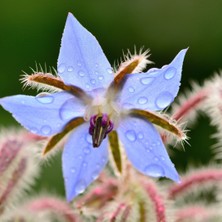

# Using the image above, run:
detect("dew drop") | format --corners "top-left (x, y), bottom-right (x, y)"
top-left (77, 62), bottom-right (82, 67)
top-left (146, 148), bottom-right (150, 153)
top-left (126, 130), bottom-right (136, 142)
top-left (83, 162), bottom-right (88, 168)
top-left (154, 157), bottom-right (159, 161)
top-left (78, 155), bottom-right (83, 160)
top-left (41, 125), bottom-right (52, 135)
top-left (95, 63), bottom-right (99, 68)
top-left (85, 84), bottom-right (90, 89)
top-left (83, 147), bottom-right (91, 154)
top-left (91, 171), bottom-right (99, 180)
top-left (128, 86), bottom-right (135, 93)
top-left (71, 168), bottom-right (76, 173)
top-left (155, 92), bottom-right (174, 109)
top-left (138, 133), bottom-right (144, 139)
top-left (98, 75), bottom-right (104, 80)
top-left (78, 71), bottom-right (85, 77)
top-left (86, 134), bottom-right (92, 144)
top-left (101, 156), bottom-right (107, 164)
top-left (144, 164), bottom-right (165, 177)
top-left (147, 68), bottom-right (160, 76)
top-left (59, 99), bottom-right (75, 121)
top-left (160, 156), bottom-right (165, 161)
top-left (164, 67), bottom-right (176, 80)
top-left (67, 66), bottom-right (74, 72)
top-left (36, 94), bottom-right (54, 104)
top-left (96, 163), bottom-right (101, 169)
top-left (122, 103), bottom-right (134, 109)
top-left (152, 142), bottom-right (156, 147)
top-left (107, 68), bottom-right (113, 74)
top-left (30, 127), bottom-right (38, 134)
top-left (75, 180), bottom-right (86, 194)
top-left (148, 68), bottom-right (159, 73)
top-left (58, 64), bottom-right (66, 73)
top-left (90, 79), bottom-right (96, 85)
top-left (140, 77), bottom-right (154, 85)
top-left (64, 177), bottom-right (68, 183)
top-left (138, 97), bottom-right (148, 105)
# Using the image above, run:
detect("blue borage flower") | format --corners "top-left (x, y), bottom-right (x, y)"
top-left (0, 13), bottom-right (187, 201)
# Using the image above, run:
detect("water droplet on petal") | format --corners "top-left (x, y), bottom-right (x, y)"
top-left (83, 162), bottom-right (88, 168)
top-left (91, 171), bottom-right (99, 180)
top-left (154, 157), bottom-right (159, 161)
top-left (58, 64), bottom-right (66, 73)
top-left (126, 130), bottom-right (136, 142)
top-left (41, 125), bottom-right (52, 135)
top-left (85, 84), bottom-right (90, 89)
top-left (138, 97), bottom-right (148, 105)
top-left (122, 103), bottom-right (134, 109)
top-left (67, 66), bottom-right (74, 72)
top-left (101, 156), bottom-right (107, 164)
top-left (160, 156), bottom-right (165, 161)
top-left (144, 164), bottom-right (165, 177)
top-left (78, 71), bottom-right (85, 77)
top-left (149, 68), bottom-right (159, 73)
top-left (140, 77), bottom-right (155, 85)
top-left (128, 86), bottom-right (135, 93)
top-left (147, 68), bottom-right (160, 76)
top-left (71, 168), bottom-right (76, 173)
top-left (138, 133), bottom-right (144, 139)
top-left (152, 142), bottom-right (156, 147)
top-left (77, 62), bottom-right (82, 67)
top-left (59, 99), bottom-right (76, 121)
top-left (107, 68), bottom-right (113, 74)
top-left (86, 134), bottom-right (92, 144)
top-left (156, 92), bottom-right (174, 109)
top-left (75, 180), bottom-right (86, 194)
top-left (78, 155), bottom-right (83, 160)
top-left (83, 147), bottom-right (91, 154)
top-left (90, 79), bottom-right (96, 85)
top-left (96, 163), bottom-right (101, 169)
top-left (164, 67), bottom-right (176, 80)
top-left (98, 75), bottom-right (104, 80)
top-left (36, 94), bottom-right (54, 104)
top-left (30, 127), bottom-right (38, 134)
top-left (95, 63), bottom-right (99, 68)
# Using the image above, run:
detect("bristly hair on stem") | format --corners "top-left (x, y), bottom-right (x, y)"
top-left (114, 47), bottom-right (152, 75)
top-left (20, 64), bottom-right (59, 92)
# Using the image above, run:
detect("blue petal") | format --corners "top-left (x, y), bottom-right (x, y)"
top-left (62, 123), bottom-right (108, 201)
top-left (0, 91), bottom-right (85, 136)
top-left (58, 13), bottom-right (113, 91)
top-left (118, 49), bottom-right (187, 111)
top-left (117, 116), bottom-right (180, 182)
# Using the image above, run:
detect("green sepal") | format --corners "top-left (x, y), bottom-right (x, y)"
top-left (42, 117), bottom-right (85, 155)
top-left (108, 130), bottom-right (122, 174)
top-left (129, 109), bottom-right (185, 139)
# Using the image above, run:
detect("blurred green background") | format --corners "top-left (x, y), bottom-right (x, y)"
top-left (0, 0), bottom-right (222, 196)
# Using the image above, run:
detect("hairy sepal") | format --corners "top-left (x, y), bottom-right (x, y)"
top-left (129, 109), bottom-right (186, 141)
top-left (42, 117), bottom-right (85, 156)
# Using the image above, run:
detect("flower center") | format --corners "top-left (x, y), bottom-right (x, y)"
top-left (89, 114), bottom-right (114, 148)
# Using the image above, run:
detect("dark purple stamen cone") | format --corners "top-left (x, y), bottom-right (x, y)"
top-left (89, 114), bottom-right (114, 148)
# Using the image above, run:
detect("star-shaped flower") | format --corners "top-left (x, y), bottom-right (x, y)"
top-left (0, 13), bottom-right (187, 201)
